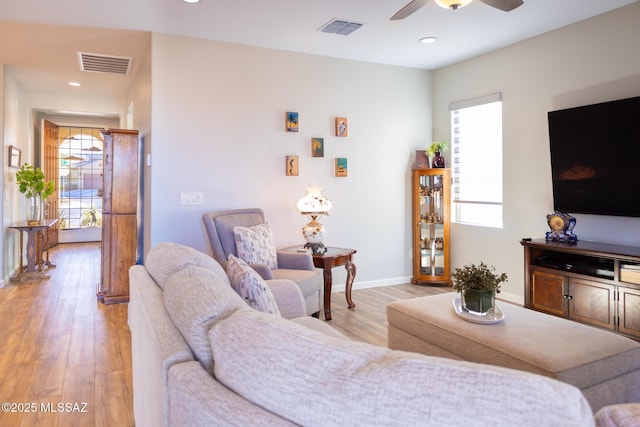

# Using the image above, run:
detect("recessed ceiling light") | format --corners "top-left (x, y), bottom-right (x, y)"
top-left (183, 0), bottom-right (199, 3)
top-left (69, 82), bottom-right (81, 87)
top-left (419, 37), bottom-right (438, 44)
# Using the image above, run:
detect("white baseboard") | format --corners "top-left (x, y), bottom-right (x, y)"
top-left (330, 276), bottom-right (413, 293)
top-left (331, 278), bottom-right (525, 307)
top-left (497, 291), bottom-right (524, 306)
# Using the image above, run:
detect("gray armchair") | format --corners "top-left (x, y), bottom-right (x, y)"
top-left (202, 208), bottom-right (323, 317)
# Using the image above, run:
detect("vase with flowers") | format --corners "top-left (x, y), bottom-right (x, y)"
top-left (16, 164), bottom-right (55, 225)
top-left (427, 141), bottom-right (448, 168)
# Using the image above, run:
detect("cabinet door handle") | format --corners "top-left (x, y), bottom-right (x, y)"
top-left (563, 294), bottom-right (573, 300)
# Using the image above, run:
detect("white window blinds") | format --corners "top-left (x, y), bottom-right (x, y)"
top-left (450, 92), bottom-right (503, 227)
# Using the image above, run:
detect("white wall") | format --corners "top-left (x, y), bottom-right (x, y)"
top-left (433, 2), bottom-right (640, 301)
top-left (127, 38), bottom-right (152, 258)
top-left (2, 69), bottom-right (27, 284)
top-left (149, 33), bottom-right (433, 288)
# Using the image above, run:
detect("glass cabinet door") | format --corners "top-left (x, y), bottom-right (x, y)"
top-left (412, 168), bottom-right (451, 285)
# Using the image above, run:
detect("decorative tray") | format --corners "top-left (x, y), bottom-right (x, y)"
top-left (452, 297), bottom-right (505, 325)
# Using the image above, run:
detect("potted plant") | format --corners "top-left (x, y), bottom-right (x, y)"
top-left (427, 141), bottom-right (448, 168)
top-left (452, 262), bottom-right (508, 316)
top-left (16, 163), bottom-right (55, 225)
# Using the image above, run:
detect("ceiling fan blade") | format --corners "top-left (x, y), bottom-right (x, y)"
top-left (479, 0), bottom-right (524, 12)
top-left (390, 0), bottom-right (430, 20)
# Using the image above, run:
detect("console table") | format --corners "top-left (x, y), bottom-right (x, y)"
top-left (521, 238), bottom-right (640, 340)
top-left (9, 219), bottom-right (58, 281)
top-left (283, 246), bottom-right (357, 320)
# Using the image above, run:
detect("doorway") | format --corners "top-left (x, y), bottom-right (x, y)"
top-left (42, 119), bottom-right (105, 243)
top-left (57, 126), bottom-right (104, 242)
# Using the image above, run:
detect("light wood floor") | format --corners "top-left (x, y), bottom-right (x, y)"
top-left (0, 242), bottom-right (450, 426)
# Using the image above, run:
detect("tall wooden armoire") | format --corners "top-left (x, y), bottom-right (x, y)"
top-left (97, 129), bottom-right (141, 304)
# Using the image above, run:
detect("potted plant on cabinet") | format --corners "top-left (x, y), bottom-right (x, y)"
top-left (452, 262), bottom-right (508, 316)
top-left (427, 141), bottom-right (448, 168)
top-left (16, 163), bottom-right (55, 225)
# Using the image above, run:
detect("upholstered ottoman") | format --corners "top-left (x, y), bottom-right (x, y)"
top-left (387, 292), bottom-right (640, 412)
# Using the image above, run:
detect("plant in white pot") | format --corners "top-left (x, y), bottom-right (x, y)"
top-left (16, 163), bottom-right (55, 225)
top-left (452, 262), bottom-right (508, 316)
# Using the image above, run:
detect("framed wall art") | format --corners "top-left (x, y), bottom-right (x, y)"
top-left (335, 158), bottom-right (348, 177)
top-left (8, 145), bottom-right (21, 168)
top-left (286, 112), bottom-right (299, 132)
top-left (311, 138), bottom-right (324, 157)
top-left (286, 155), bottom-right (299, 176)
top-left (335, 117), bottom-right (348, 137)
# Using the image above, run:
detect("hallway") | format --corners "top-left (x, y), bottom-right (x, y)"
top-left (0, 243), bottom-right (133, 426)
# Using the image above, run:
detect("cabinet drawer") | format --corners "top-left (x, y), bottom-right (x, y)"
top-left (531, 270), bottom-right (567, 317)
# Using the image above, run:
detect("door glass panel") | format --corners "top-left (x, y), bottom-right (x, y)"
top-left (418, 172), bottom-right (445, 276)
top-left (58, 128), bottom-right (104, 230)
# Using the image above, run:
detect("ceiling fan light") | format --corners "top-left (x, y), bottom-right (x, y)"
top-left (434, 0), bottom-right (473, 10)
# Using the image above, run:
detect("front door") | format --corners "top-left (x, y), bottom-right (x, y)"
top-left (44, 122), bottom-right (105, 243)
top-left (42, 119), bottom-right (59, 246)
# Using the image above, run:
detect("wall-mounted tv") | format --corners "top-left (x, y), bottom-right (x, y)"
top-left (548, 95), bottom-right (640, 218)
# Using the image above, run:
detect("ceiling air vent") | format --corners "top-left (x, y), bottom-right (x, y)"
top-left (319, 19), bottom-right (363, 36)
top-left (78, 52), bottom-right (133, 75)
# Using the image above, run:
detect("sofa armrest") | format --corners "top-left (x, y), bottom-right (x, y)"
top-left (277, 251), bottom-right (315, 271)
top-left (168, 361), bottom-right (296, 427)
top-left (595, 403), bottom-right (640, 427)
top-left (129, 265), bottom-right (195, 427)
top-left (266, 279), bottom-right (307, 319)
top-left (249, 263), bottom-right (274, 280)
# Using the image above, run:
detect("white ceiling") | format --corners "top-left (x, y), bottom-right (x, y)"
top-left (0, 0), bottom-right (637, 99)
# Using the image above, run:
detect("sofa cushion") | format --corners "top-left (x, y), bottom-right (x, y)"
top-left (163, 264), bottom-right (246, 373)
top-left (226, 254), bottom-right (281, 316)
top-left (145, 242), bottom-right (221, 289)
top-left (210, 310), bottom-right (594, 427)
top-left (233, 222), bottom-right (278, 269)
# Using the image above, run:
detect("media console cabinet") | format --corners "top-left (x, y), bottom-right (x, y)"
top-left (521, 238), bottom-right (640, 340)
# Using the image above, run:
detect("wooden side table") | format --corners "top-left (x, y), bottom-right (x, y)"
top-left (9, 218), bottom-right (58, 281)
top-left (312, 247), bottom-right (357, 321)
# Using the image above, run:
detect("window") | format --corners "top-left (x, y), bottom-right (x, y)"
top-left (450, 93), bottom-right (503, 228)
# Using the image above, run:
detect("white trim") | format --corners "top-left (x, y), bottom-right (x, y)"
top-left (330, 276), bottom-right (413, 292)
top-left (496, 291), bottom-right (524, 306)
top-left (449, 92), bottom-right (501, 111)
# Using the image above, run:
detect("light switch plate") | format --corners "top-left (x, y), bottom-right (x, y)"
top-left (180, 192), bottom-right (203, 205)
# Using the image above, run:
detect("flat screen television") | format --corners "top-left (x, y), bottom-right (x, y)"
top-left (547, 95), bottom-right (640, 218)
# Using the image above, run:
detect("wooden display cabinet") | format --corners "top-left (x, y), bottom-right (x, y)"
top-left (411, 168), bottom-right (451, 285)
top-left (97, 129), bottom-right (141, 304)
top-left (522, 238), bottom-right (640, 339)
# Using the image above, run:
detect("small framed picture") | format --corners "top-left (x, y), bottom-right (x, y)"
top-left (9, 145), bottom-right (21, 168)
top-left (311, 138), bottom-right (324, 157)
top-left (286, 112), bottom-right (299, 132)
top-left (335, 158), bottom-right (348, 177)
top-left (415, 150), bottom-right (429, 169)
top-left (335, 117), bottom-right (348, 137)
top-left (286, 155), bottom-right (299, 176)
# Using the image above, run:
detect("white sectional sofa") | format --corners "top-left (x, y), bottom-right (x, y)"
top-left (128, 242), bottom-right (596, 426)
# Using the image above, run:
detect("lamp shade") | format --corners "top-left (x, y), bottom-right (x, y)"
top-left (297, 187), bottom-right (332, 215)
top-left (434, 0), bottom-right (473, 10)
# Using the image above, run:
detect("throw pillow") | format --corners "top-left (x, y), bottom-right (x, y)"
top-left (226, 254), bottom-right (281, 316)
top-left (232, 222), bottom-right (278, 269)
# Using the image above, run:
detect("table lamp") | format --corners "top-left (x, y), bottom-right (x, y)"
top-left (297, 186), bottom-right (332, 254)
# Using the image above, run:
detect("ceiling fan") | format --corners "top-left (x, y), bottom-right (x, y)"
top-left (391, 0), bottom-right (524, 20)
